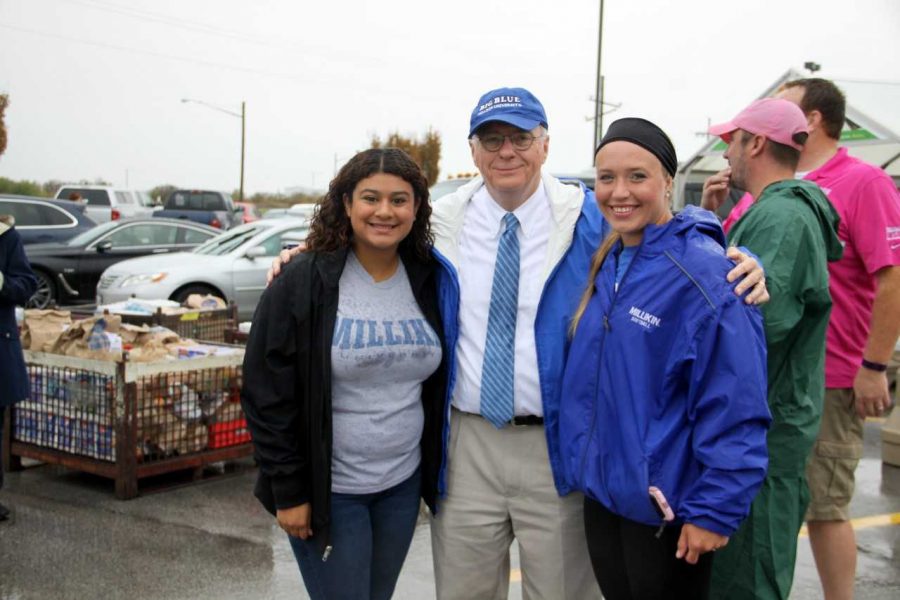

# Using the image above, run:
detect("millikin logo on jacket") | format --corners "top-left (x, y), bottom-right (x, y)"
top-left (628, 306), bottom-right (662, 330)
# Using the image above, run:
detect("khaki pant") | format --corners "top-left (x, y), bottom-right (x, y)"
top-left (431, 409), bottom-right (600, 600)
top-left (805, 388), bottom-right (864, 521)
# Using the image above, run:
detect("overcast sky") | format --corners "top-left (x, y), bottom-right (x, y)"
top-left (1, 0), bottom-right (899, 195)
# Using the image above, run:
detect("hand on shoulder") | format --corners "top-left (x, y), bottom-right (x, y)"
top-left (267, 246), bottom-right (306, 285)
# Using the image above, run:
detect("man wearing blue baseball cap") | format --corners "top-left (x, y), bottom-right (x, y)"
top-left (428, 86), bottom-right (605, 599)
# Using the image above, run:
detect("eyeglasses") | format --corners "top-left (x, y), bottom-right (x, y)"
top-left (474, 132), bottom-right (545, 152)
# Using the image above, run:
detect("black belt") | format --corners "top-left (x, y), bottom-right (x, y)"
top-left (510, 415), bottom-right (544, 427)
top-left (455, 407), bottom-right (544, 427)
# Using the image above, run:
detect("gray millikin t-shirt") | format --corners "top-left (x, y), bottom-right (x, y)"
top-left (331, 251), bottom-right (442, 494)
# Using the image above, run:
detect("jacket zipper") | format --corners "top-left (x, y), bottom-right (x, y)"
top-left (320, 263), bottom-right (337, 564)
top-left (576, 242), bottom-right (642, 483)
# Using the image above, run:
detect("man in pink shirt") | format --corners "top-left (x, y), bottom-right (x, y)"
top-left (702, 78), bottom-right (900, 600)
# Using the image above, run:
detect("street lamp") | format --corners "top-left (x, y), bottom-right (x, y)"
top-left (181, 98), bottom-right (246, 202)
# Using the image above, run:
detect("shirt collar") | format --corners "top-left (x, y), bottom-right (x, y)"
top-left (477, 183), bottom-right (548, 239)
top-left (808, 146), bottom-right (850, 180)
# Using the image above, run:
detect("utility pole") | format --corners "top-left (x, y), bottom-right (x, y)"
top-left (239, 101), bottom-right (246, 203)
top-left (593, 0), bottom-right (606, 155)
top-left (181, 98), bottom-right (246, 202)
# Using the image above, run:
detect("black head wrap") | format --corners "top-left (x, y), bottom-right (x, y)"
top-left (595, 117), bottom-right (677, 177)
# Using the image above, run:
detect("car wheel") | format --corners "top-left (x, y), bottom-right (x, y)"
top-left (171, 284), bottom-right (221, 305)
top-left (27, 270), bottom-right (56, 309)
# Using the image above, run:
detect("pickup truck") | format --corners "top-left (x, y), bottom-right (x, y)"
top-left (153, 190), bottom-right (241, 229)
top-left (55, 185), bottom-right (157, 223)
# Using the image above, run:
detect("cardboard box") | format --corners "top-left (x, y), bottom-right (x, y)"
top-left (881, 390), bottom-right (900, 467)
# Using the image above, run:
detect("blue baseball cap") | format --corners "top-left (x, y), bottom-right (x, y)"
top-left (469, 87), bottom-right (549, 137)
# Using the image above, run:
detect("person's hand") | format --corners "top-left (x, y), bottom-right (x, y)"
top-left (676, 523), bottom-right (728, 565)
top-left (277, 503), bottom-right (313, 539)
top-left (725, 247), bottom-right (769, 305)
top-left (853, 367), bottom-right (892, 419)
top-left (701, 168), bottom-right (732, 212)
top-left (266, 246), bottom-right (304, 285)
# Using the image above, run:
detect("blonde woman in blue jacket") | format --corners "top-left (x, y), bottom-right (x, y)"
top-left (559, 118), bottom-right (771, 600)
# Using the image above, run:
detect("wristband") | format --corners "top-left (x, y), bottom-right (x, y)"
top-left (861, 358), bottom-right (888, 372)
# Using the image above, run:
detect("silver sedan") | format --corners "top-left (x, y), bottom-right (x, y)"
top-left (96, 219), bottom-right (309, 320)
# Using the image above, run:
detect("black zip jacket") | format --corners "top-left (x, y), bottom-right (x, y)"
top-left (240, 247), bottom-right (447, 554)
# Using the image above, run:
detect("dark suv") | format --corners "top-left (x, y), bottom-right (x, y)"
top-left (154, 190), bottom-right (241, 229)
top-left (0, 194), bottom-right (96, 244)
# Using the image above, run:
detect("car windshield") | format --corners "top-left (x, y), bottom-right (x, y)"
top-left (66, 221), bottom-right (120, 246)
top-left (192, 223), bottom-right (269, 256)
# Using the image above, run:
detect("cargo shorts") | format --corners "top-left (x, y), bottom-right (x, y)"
top-left (805, 388), bottom-right (864, 521)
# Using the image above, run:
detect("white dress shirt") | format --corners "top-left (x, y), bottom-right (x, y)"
top-left (451, 183), bottom-right (552, 417)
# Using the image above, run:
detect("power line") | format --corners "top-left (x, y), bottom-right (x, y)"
top-left (0, 22), bottom-right (307, 82)
top-left (51, 0), bottom-right (300, 51)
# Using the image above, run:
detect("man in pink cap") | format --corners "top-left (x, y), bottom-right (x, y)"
top-left (704, 80), bottom-right (900, 600)
top-left (703, 97), bottom-right (845, 600)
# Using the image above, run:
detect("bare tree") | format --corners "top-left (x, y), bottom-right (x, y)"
top-left (0, 94), bottom-right (9, 158)
top-left (370, 128), bottom-right (442, 186)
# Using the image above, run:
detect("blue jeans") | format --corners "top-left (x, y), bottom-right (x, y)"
top-left (288, 468), bottom-right (421, 600)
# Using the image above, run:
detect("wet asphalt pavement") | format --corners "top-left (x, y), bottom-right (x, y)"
top-left (1, 418), bottom-right (898, 599)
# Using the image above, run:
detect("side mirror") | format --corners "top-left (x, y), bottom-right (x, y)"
top-left (244, 246), bottom-right (267, 260)
top-left (96, 241), bottom-right (113, 253)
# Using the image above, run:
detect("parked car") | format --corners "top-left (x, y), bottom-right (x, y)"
top-left (24, 218), bottom-right (219, 309)
top-left (261, 203), bottom-right (317, 220)
top-left (54, 185), bottom-right (156, 223)
top-left (234, 201), bottom-right (262, 223)
top-left (97, 219), bottom-right (311, 320)
top-left (135, 190), bottom-right (163, 212)
top-left (154, 190), bottom-right (241, 230)
top-left (0, 194), bottom-right (96, 245)
top-left (429, 177), bottom-right (474, 201)
top-left (555, 170), bottom-right (596, 190)
top-left (260, 208), bottom-right (289, 219)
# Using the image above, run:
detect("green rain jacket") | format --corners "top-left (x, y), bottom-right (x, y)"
top-left (710, 179), bottom-right (843, 600)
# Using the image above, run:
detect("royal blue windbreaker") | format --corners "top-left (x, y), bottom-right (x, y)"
top-left (559, 206), bottom-right (771, 536)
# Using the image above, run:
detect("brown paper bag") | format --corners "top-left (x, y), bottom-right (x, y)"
top-left (51, 314), bottom-right (123, 361)
top-left (21, 309), bottom-right (72, 351)
top-left (185, 293), bottom-right (226, 310)
top-left (119, 323), bottom-right (151, 345)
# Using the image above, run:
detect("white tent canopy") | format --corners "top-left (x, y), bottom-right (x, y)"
top-left (675, 69), bottom-right (900, 208)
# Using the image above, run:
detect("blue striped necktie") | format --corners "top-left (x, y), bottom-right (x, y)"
top-left (480, 212), bottom-right (520, 429)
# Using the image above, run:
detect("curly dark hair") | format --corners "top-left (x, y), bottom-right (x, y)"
top-left (305, 147), bottom-right (433, 260)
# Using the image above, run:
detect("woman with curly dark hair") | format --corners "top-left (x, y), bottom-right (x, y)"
top-left (242, 148), bottom-right (446, 600)
top-left (304, 148), bottom-right (433, 261)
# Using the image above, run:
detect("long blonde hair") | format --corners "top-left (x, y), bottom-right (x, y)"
top-left (569, 231), bottom-right (621, 337)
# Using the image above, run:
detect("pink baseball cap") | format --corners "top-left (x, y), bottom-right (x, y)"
top-left (709, 98), bottom-right (809, 150)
